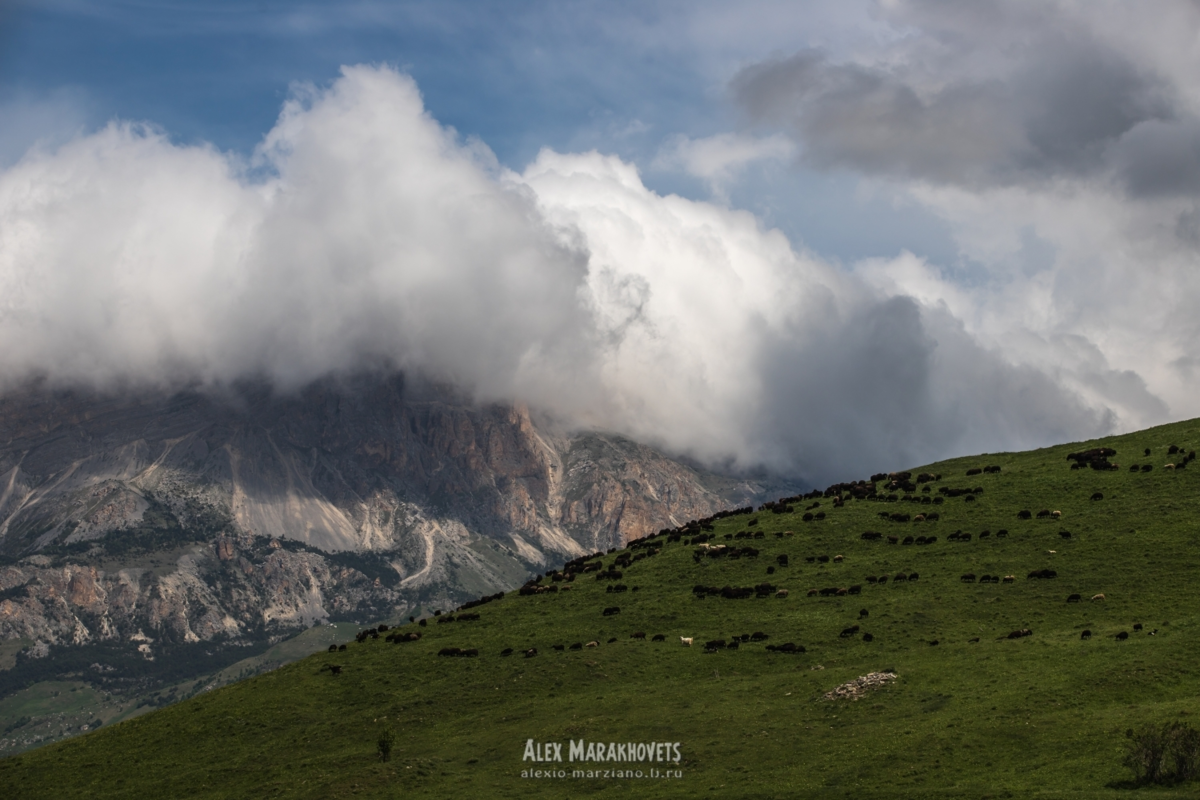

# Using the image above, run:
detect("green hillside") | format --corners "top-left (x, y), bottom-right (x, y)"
top-left (5, 421), bottom-right (1200, 798)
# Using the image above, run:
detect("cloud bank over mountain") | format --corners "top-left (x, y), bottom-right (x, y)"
top-left (0, 64), bottom-right (1118, 483)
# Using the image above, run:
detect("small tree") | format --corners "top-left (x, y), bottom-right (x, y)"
top-left (1124, 721), bottom-right (1200, 785)
top-left (377, 727), bottom-right (396, 762)
top-left (1166, 722), bottom-right (1200, 782)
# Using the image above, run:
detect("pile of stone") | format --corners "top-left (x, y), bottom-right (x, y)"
top-left (822, 671), bottom-right (897, 701)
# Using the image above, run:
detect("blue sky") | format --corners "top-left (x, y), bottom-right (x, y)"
top-left (1, 1), bottom-right (1197, 480)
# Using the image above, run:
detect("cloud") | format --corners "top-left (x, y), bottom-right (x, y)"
top-left (0, 66), bottom-right (602, 413)
top-left (730, 27), bottom-right (1174, 189)
top-left (516, 145), bottom-right (1108, 478)
top-left (0, 64), bottom-right (1112, 484)
top-left (653, 132), bottom-right (794, 195)
top-left (710, 0), bottom-right (1200, 446)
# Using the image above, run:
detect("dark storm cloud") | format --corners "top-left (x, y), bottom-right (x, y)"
top-left (747, 296), bottom-right (1108, 482)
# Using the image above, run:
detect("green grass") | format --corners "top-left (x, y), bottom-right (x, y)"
top-left (0, 623), bottom-right (362, 757)
top-left (5, 420), bottom-right (1200, 797)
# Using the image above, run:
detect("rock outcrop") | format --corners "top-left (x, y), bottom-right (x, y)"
top-left (0, 375), bottom-right (780, 652)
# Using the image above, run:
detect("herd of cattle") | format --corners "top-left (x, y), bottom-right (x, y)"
top-left (323, 443), bottom-right (1186, 675)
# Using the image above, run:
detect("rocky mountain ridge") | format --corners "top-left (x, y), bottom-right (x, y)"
top-left (0, 376), bottom-right (781, 673)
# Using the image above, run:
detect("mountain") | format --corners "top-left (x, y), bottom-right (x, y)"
top-left (3, 418), bottom-right (1199, 797)
top-left (0, 375), bottom-right (783, 751)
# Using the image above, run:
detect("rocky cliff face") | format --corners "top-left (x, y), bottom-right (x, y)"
top-left (0, 376), bottom-right (777, 664)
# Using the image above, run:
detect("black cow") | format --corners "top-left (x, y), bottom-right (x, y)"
top-left (862, 633), bottom-right (874, 642)
top-left (1067, 594), bottom-right (1082, 603)
top-left (651, 634), bottom-right (665, 642)
top-left (1017, 510), bottom-right (1032, 520)
top-left (1080, 630), bottom-right (1091, 640)
top-left (839, 625), bottom-right (860, 638)
top-left (961, 573), bottom-right (977, 583)
top-left (602, 607), bottom-right (621, 616)
top-left (1116, 631), bottom-right (1129, 641)
top-left (1090, 492), bottom-right (1103, 501)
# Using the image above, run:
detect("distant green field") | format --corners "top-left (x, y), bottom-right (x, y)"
top-left (4, 421), bottom-right (1200, 798)
top-left (0, 622), bottom-right (361, 757)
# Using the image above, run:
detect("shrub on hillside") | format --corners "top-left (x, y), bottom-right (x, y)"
top-left (1123, 721), bottom-right (1200, 785)
top-left (378, 727), bottom-right (397, 762)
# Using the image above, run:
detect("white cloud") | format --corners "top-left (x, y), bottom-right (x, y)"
top-left (653, 132), bottom-right (795, 196)
top-left (0, 65), bottom-right (1110, 483)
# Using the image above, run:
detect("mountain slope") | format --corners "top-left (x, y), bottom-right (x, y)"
top-left (0, 376), bottom-right (780, 753)
top-left (6, 418), bottom-right (1200, 797)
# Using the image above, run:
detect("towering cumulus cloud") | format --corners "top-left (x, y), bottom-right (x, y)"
top-left (0, 65), bottom-right (1106, 483)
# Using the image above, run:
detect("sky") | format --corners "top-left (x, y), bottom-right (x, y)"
top-left (0, 0), bottom-right (1197, 485)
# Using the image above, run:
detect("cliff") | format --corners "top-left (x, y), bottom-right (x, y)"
top-left (0, 376), bottom-right (778, 656)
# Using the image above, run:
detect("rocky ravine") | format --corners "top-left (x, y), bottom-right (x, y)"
top-left (0, 375), bottom-right (778, 671)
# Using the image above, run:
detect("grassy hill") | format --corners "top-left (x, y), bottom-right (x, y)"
top-left (0, 622), bottom-right (363, 758)
top-left (4, 420), bottom-right (1200, 798)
